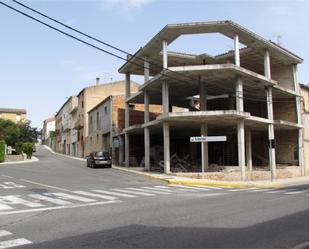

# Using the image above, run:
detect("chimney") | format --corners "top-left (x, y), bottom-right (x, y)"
top-left (96, 77), bottom-right (100, 85)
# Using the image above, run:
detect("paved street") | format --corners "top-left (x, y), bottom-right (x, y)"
top-left (0, 146), bottom-right (308, 248)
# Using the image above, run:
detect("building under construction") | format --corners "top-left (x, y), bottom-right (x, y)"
top-left (117, 21), bottom-right (305, 180)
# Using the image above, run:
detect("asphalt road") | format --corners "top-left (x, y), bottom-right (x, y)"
top-left (0, 146), bottom-right (308, 249)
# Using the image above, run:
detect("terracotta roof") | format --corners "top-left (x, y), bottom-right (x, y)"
top-left (0, 108), bottom-right (26, 114)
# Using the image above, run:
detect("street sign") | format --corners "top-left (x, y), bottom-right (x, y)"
top-left (190, 136), bottom-right (227, 143)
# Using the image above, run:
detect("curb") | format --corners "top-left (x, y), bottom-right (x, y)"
top-left (43, 145), bottom-right (86, 162)
top-left (0, 156), bottom-right (39, 165)
top-left (113, 166), bottom-right (283, 188)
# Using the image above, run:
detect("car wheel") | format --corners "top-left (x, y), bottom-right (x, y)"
top-left (91, 162), bottom-right (95, 168)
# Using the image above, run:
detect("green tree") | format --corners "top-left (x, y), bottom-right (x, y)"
top-left (22, 142), bottom-right (33, 159)
top-left (0, 140), bottom-right (5, 162)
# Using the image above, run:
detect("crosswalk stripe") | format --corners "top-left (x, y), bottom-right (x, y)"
top-left (0, 204), bottom-right (13, 211)
top-left (141, 186), bottom-right (177, 193)
top-left (126, 187), bottom-right (170, 195)
top-left (3, 182), bottom-right (25, 188)
top-left (0, 231), bottom-right (12, 237)
top-left (153, 186), bottom-right (197, 192)
top-left (93, 190), bottom-right (137, 198)
top-left (169, 185), bottom-right (209, 191)
top-left (111, 189), bottom-right (155, 196)
top-left (191, 185), bottom-right (222, 190)
top-left (73, 191), bottom-right (118, 201)
top-left (47, 193), bottom-right (96, 203)
top-left (28, 194), bottom-right (73, 205)
top-left (0, 238), bottom-right (32, 249)
top-left (0, 195), bottom-right (44, 208)
top-left (284, 191), bottom-right (307, 195)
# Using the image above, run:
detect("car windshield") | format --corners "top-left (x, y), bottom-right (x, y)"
top-left (95, 151), bottom-right (109, 157)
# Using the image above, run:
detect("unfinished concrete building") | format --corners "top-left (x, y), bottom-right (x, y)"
top-left (119, 21), bottom-right (304, 180)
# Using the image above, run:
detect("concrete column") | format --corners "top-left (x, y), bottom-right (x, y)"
top-left (201, 123), bottom-right (208, 172)
top-left (125, 72), bottom-right (131, 167)
top-left (163, 40), bottom-right (168, 69)
top-left (237, 120), bottom-right (246, 180)
top-left (163, 122), bottom-right (170, 174)
top-left (264, 49), bottom-right (276, 180)
top-left (144, 91), bottom-right (150, 171)
top-left (199, 76), bottom-right (208, 172)
top-left (162, 81), bottom-right (169, 114)
top-left (246, 129), bottom-right (253, 171)
top-left (235, 73), bottom-right (245, 179)
top-left (144, 57), bottom-right (150, 82)
top-left (234, 34), bottom-right (240, 67)
top-left (125, 133), bottom-right (130, 167)
top-left (293, 64), bottom-right (305, 175)
top-left (236, 77), bottom-right (243, 112)
top-left (119, 135), bottom-right (124, 165)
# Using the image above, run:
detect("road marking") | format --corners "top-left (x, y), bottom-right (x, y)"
top-left (265, 190), bottom-right (288, 194)
top-left (73, 191), bottom-right (118, 201)
top-left (92, 190), bottom-right (137, 198)
top-left (28, 194), bottom-right (72, 206)
top-left (0, 195), bottom-right (44, 208)
top-left (227, 188), bottom-right (258, 192)
top-left (284, 191), bottom-right (307, 195)
top-left (19, 179), bottom-right (72, 192)
top-left (169, 185), bottom-right (209, 191)
top-left (45, 193), bottom-right (95, 203)
top-left (247, 188), bottom-right (272, 192)
top-left (0, 204), bottom-right (13, 211)
top-left (0, 238), bottom-right (32, 249)
top-left (154, 186), bottom-right (197, 192)
top-left (125, 187), bottom-right (170, 195)
top-left (0, 200), bottom-right (119, 216)
top-left (1, 175), bottom-right (14, 179)
top-left (2, 182), bottom-right (25, 188)
top-left (0, 231), bottom-right (12, 237)
top-left (191, 185), bottom-right (222, 190)
top-left (111, 188), bottom-right (155, 196)
top-left (141, 186), bottom-right (178, 193)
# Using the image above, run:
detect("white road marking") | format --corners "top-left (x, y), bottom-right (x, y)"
top-left (227, 188), bottom-right (258, 192)
top-left (191, 185), bottom-right (222, 190)
top-left (0, 185), bottom-right (14, 189)
top-left (19, 179), bottom-right (72, 192)
top-left (0, 231), bottom-right (12, 237)
top-left (0, 200), bottom-right (119, 216)
top-left (28, 194), bottom-right (72, 206)
top-left (247, 188), bottom-right (272, 192)
top-left (0, 195), bottom-right (44, 208)
top-left (154, 186), bottom-right (197, 192)
top-left (45, 193), bottom-right (95, 203)
top-left (125, 187), bottom-right (170, 195)
top-left (141, 186), bottom-right (178, 193)
top-left (284, 191), bottom-right (307, 195)
top-left (3, 182), bottom-right (25, 188)
top-left (111, 188), bottom-right (155, 196)
top-left (169, 185), bottom-right (209, 191)
top-left (1, 175), bottom-right (14, 179)
top-left (73, 191), bottom-right (118, 201)
top-left (92, 190), bottom-right (137, 198)
top-left (0, 204), bottom-right (13, 211)
top-left (0, 238), bottom-right (32, 249)
top-left (265, 190), bottom-right (288, 194)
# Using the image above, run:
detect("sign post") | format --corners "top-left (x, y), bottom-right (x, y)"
top-left (190, 136), bottom-right (227, 173)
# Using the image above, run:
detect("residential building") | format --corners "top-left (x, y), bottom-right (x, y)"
top-left (55, 96), bottom-right (78, 155)
top-left (42, 117), bottom-right (55, 147)
top-left (300, 84), bottom-right (309, 174)
top-left (87, 94), bottom-right (163, 165)
top-left (0, 108), bottom-right (26, 123)
top-left (119, 20), bottom-right (304, 180)
top-left (74, 79), bottom-right (139, 158)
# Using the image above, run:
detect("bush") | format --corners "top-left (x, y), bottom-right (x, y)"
top-left (0, 140), bottom-right (5, 162)
top-left (22, 143), bottom-right (33, 159)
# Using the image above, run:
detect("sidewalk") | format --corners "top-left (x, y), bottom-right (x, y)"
top-left (0, 156), bottom-right (39, 165)
top-left (43, 146), bottom-right (309, 188)
top-left (113, 166), bottom-right (309, 189)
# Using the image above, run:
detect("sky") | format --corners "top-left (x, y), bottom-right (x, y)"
top-left (0, 0), bottom-right (308, 128)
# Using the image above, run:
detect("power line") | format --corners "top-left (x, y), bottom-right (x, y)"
top-left (2, 1), bottom-right (297, 104)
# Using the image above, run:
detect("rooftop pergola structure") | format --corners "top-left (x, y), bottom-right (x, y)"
top-left (118, 20), bottom-right (304, 180)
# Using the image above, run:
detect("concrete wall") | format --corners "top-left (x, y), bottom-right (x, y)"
top-left (275, 130), bottom-right (298, 165)
top-left (300, 85), bottom-right (309, 174)
top-left (273, 101), bottom-right (297, 123)
top-left (271, 65), bottom-right (295, 90)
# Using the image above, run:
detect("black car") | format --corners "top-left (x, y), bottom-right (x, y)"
top-left (87, 151), bottom-right (112, 168)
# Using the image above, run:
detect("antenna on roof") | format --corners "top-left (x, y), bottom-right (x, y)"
top-left (273, 33), bottom-right (283, 46)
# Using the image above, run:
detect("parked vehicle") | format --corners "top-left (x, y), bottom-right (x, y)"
top-left (87, 151), bottom-right (112, 168)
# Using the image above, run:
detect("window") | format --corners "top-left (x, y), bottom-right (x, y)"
top-left (90, 136), bottom-right (92, 145)
top-left (104, 106), bottom-right (108, 115)
top-left (16, 114), bottom-right (21, 122)
top-left (96, 112), bottom-right (100, 129)
top-left (82, 101), bottom-right (84, 108)
top-left (97, 134), bottom-right (99, 143)
top-left (90, 116), bottom-right (93, 132)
